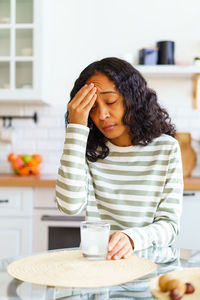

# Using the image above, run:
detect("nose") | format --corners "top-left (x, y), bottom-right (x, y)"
top-left (98, 104), bottom-right (110, 120)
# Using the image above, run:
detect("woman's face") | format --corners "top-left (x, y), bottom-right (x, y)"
top-left (87, 73), bottom-right (131, 147)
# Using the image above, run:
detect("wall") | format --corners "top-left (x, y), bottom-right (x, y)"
top-left (0, 104), bottom-right (65, 174)
top-left (0, 0), bottom-right (200, 176)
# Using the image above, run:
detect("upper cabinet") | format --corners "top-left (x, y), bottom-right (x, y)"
top-left (0, 0), bottom-right (42, 103)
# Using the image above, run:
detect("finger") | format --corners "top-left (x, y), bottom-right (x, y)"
top-left (78, 87), bottom-right (97, 110)
top-left (70, 83), bottom-right (95, 108)
top-left (83, 93), bottom-right (97, 113)
top-left (108, 233), bottom-right (121, 252)
top-left (122, 248), bottom-right (133, 259)
top-left (108, 238), bottom-right (126, 259)
top-left (112, 244), bottom-right (130, 260)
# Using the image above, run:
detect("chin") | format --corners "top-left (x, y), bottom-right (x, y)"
top-left (104, 132), bottom-right (121, 140)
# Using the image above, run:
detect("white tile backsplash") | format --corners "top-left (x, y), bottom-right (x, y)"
top-left (23, 128), bottom-right (48, 139)
top-left (0, 104), bottom-right (66, 175)
top-left (0, 102), bottom-right (199, 177)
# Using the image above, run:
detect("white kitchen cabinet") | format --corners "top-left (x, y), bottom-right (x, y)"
top-left (0, 217), bottom-right (32, 259)
top-left (0, 187), bottom-right (33, 259)
top-left (33, 187), bottom-right (56, 252)
top-left (174, 191), bottom-right (200, 250)
top-left (0, 0), bottom-right (42, 103)
top-left (33, 187), bottom-right (84, 253)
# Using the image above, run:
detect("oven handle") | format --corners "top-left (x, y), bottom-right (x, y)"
top-left (41, 215), bottom-right (85, 222)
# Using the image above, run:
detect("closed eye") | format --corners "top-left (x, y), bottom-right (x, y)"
top-left (90, 100), bottom-right (118, 112)
top-left (107, 100), bottom-right (117, 105)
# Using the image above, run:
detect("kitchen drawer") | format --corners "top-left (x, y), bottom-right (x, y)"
top-left (0, 187), bottom-right (33, 216)
top-left (33, 187), bottom-right (56, 208)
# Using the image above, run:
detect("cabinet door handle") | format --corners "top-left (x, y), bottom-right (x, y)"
top-left (183, 192), bottom-right (195, 197)
top-left (0, 199), bottom-right (9, 203)
top-left (41, 215), bottom-right (85, 222)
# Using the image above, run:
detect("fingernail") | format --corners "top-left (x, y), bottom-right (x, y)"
top-left (107, 255), bottom-right (111, 260)
top-left (114, 255), bottom-right (119, 260)
top-left (90, 83), bottom-right (94, 87)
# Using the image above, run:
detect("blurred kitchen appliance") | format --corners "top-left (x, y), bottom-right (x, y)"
top-left (157, 40), bottom-right (175, 64)
top-left (176, 132), bottom-right (197, 177)
top-left (139, 48), bottom-right (158, 65)
top-left (33, 193), bottom-right (85, 252)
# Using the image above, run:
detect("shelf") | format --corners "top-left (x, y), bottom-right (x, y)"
top-left (135, 65), bottom-right (200, 109)
top-left (135, 65), bottom-right (200, 78)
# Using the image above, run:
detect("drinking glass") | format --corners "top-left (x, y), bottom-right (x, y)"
top-left (80, 221), bottom-right (110, 260)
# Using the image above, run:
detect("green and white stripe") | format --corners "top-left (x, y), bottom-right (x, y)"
top-left (56, 123), bottom-right (183, 251)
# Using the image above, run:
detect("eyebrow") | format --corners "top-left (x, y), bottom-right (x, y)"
top-left (99, 91), bottom-right (118, 95)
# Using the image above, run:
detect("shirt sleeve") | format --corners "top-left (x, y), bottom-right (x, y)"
top-left (122, 139), bottom-right (183, 251)
top-left (56, 123), bottom-right (90, 215)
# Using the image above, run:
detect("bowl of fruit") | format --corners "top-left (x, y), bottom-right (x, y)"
top-left (8, 153), bottom-right (42, 176)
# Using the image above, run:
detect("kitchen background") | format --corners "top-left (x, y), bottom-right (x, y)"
top-left (0, 0), bottom-right (200, 259)
top-left (0, 0), bottom-right (200, 176)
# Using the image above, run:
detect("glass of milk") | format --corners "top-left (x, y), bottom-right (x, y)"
top-left (81, 221), bottom-right (110, 260)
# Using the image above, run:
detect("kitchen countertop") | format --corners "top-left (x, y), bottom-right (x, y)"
top-left (0, 174), bottom-right (200, 189)
top-left (1, 246), bottom-right (200, 300)
top-left (0, 174), bottom-right (56, 187)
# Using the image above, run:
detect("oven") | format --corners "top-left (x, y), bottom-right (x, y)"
top-left (33, 188), bottom-right (85, 253)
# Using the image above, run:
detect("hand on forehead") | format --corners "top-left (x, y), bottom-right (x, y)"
top-left (86, 73), bottom-right (118, 95)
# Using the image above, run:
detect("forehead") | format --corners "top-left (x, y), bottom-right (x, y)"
top-left (86, 73), bottom-right (117, 92)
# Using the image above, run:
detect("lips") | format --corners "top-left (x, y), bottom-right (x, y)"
top-left (103, 124), bottom-right (116, 132)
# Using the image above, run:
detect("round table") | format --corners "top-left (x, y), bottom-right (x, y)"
top-left (1, 246), bottom-right (200, 300)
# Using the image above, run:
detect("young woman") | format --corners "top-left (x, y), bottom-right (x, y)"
top-left (56, 57), bottom-right (183, 260)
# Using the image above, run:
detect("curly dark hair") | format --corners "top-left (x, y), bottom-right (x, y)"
top-left (66, 57), bottom-right (176, 162)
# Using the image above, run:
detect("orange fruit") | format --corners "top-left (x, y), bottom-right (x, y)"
top-left (30, 166), bottom-right (41, 175)
top-left (12, 157), bottom-right (24, 169)
top-left (19, 167), bottom-right (30, 176)
top-left (32, 154), bottom-right (42, 164)
top-left (26, 160), bottom-right (38, 168)
top-left (8, 153), bottom-right (17, 162)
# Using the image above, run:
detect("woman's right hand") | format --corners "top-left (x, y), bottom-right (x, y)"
top-left (68, 83), bottom-right (97, 126)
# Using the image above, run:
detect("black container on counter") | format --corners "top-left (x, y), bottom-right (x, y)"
top-left (157, 40), bottom-right (175, 64)
top-left (139, 48), bottom-right (158, 65)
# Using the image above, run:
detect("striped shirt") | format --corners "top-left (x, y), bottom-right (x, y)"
top-left (56, 123), bottom-right (183, 251)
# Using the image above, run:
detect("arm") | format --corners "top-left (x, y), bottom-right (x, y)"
top-left (56, 124), bottom-right (90, 215)
top-left (122, 139), bottom-right (183, 251)
top-left (56, 83), bottom-right (97, 215)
